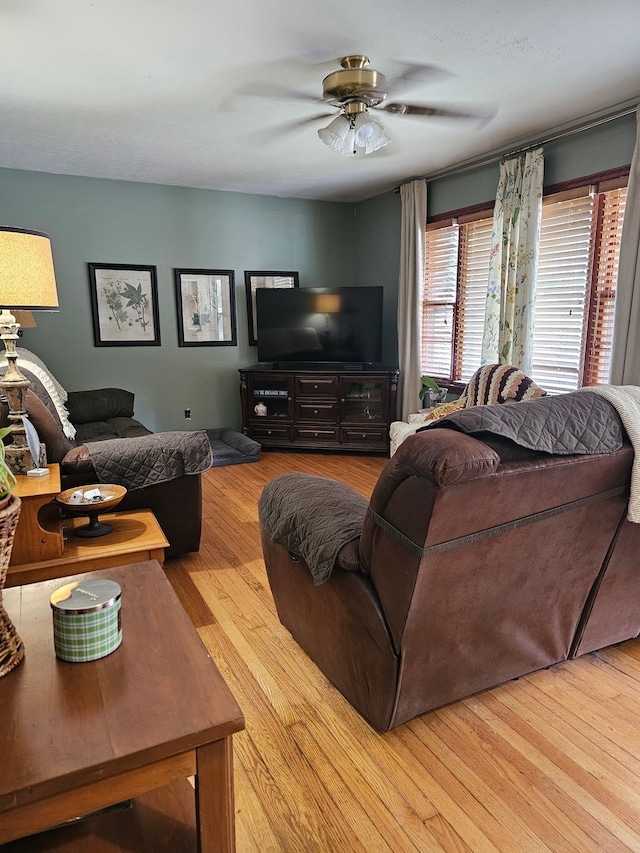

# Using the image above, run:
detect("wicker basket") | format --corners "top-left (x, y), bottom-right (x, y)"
top-left (0, 494), bottom-right (23, 677)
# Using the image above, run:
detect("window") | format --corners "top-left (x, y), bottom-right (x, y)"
top-left (422, 174), bottom-right (628, 394)
top-left (531, 192), bottom-right (596, 393)
top-left (532, 184), bottom-right (627, 393)
top-left (583, 185), bottom-right (628, 387)
top-left (422, 214), bottom-right (493, 385)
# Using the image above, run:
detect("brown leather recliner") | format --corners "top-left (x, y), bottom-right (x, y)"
top-left (260, 408), bottom-right (640, 732)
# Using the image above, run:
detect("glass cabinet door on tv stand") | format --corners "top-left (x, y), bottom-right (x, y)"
top-left (249, 375), bottom-right (292, 420)
top-left (340, 378), bottom-right (388, 424)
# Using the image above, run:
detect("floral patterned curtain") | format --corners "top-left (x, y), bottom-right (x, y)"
top-left (481, 147), bottom-right (544, 373)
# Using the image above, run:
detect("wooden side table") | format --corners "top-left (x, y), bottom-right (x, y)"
top-left (5, 508), bottom-right (169, 588)
top-left (0, 561), bottom-right (245, 851)
top-left (10, 464), bottom-right (63, 565)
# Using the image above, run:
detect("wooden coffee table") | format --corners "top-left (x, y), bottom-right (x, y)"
top-left (0, 561), bottom-right (244, 851)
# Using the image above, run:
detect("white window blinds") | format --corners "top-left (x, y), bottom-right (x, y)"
top-left (530, 194), bottom-right (596, 394)
top-left (530, 185), bottom-right (628, 393)
top-left (422, 223), bottom-right (458, 379)
top-left (455, 219), bottom-right (493, 383)
top-left (422, 217), bottom-right (492, 383)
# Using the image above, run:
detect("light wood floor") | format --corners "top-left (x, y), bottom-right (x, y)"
top-left (166, 452), bottom-right (640, 853)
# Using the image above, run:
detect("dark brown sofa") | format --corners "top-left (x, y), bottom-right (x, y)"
top-left (1, 384), bottom-right (205, 557)
top-left (259, 391), bottom-right (640, 731)
top-left (60, 388), bottom-right (205, 557)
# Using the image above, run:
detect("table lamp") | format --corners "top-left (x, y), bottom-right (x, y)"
top-left (12, 310), bottom-right (37, 334)
top-left (0, 227), bottom-right (59, 473)
top-left (315, 293), bottom-right (341, 338)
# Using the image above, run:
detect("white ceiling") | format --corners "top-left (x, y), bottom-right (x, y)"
top-left (1, 0), bottom-right (639, 203)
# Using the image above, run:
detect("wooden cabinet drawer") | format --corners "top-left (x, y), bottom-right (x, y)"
top-left (296, 402), bottom-right (338, 422)
top-left (251, 424), bottom-right (291, 442)
top-left (296, 376), bottom-right (338, 397)
top-left (341, 427), bottom-right (388, 448)
top-left (294, 427), bottom-right (340, 444)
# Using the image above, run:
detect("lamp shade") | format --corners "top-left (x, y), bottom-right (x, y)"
top-left (315, 294), bottom-right (341, 314)
top-left (354, 113), bottom-right (391, 154)
top-left (318, 115), bottom-right (357, 156)
top-left (0, 227), bottom-right (58, 310)
top-left (12, 311), bottom-right (36, 329)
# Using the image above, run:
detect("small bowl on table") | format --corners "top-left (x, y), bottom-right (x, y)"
top-left (56, 484), bottom-right (127, 538)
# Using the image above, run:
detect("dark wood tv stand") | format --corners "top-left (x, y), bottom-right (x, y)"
top-left (239, 364), bottom-right (399, 453)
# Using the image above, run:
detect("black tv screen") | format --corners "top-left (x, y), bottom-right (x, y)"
top-left (256, 286), bottom-right (383, 365)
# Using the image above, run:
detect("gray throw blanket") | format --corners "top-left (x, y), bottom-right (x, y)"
top-left (420, 391), bottom-right (623, 455)
top-left (259, 472), bottom-right (368, 585)
top-left (85, 430), bottom-right (213, 490)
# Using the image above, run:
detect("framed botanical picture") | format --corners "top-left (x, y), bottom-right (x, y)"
top-left (244, 270), bottom-right (299, 346)
top-left (174, 268), bottom-right (237, 347)
top-left (88, 263), bottom-right (161, 346)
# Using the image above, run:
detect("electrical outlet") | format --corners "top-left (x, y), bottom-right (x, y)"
top-left (184, 408), bottom-right (191, 419)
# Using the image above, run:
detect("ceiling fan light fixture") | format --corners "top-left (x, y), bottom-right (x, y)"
top-left (318, 114), bottom-right (357, 156)
top-left (318, 109), bottom-right (391, 157)
top-left (353, 112), bottom-right (391, 154)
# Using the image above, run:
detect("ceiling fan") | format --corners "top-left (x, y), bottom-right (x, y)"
top-left (313, 55), bottom-right (492, 156)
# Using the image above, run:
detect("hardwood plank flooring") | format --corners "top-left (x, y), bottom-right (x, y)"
top-left (166, 451), bottom-right (640, 852)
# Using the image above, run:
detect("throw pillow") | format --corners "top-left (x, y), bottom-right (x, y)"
top-left (15, 348), bottom-right (68, 403)
top-left (423, 397), bottom-right (468, 421)
top-left (0, 389), bottom-right (71, 463)
top-left (0, 349), bottom-right (76, 440)
top-left (65, 388), bottom-right (135, 425)
top-left (464, 364), bottom-right (546, 407)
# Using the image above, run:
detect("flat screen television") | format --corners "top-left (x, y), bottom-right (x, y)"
top-left (256, 286), bottom-right (383, 365)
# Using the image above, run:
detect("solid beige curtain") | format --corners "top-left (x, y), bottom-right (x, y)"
top-left (398, 180), bottom-right (427, 421)
top-left (610, 107), bottom-right (640, 384)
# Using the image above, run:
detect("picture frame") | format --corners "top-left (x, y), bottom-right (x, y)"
top-left (244, 270), bottom-right (299, 346)
top-left (88, 263), bottom-right (161, 346)
top-left (174, 268), bottom-right (237, 347)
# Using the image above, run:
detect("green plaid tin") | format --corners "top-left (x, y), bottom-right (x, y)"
top-left (50, 580), bottom-right (122, 663)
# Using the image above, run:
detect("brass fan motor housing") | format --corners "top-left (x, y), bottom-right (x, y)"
top-left (322, 55), bottom-right (388, 108)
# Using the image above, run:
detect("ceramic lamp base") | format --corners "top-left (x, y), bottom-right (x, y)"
top-left (5, 443), bottom-right (47, 476)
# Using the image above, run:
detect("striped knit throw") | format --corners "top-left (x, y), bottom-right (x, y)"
top-left (464, 364), bottom-right (547, 407)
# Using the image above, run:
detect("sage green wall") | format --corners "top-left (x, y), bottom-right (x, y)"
top-left (0, 112), bottom-right (634, 433)
top-left (353, 112), bottom-right (638, 367)
top-left (352, 190), bottom-right (402, 366)
top-left (0, 168), bottom-right (357, 431)
top-left (427, 111), bottom-right (637, 216)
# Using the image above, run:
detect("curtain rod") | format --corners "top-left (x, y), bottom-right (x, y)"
top-left (396, 96), bottom-right (639, 190)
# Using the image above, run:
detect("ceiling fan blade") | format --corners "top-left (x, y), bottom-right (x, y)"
top-left (251, 112), bottom-right (335, 147)
top-left (380, 102), bottom-right (496, 124)
top-left (238, 81), bottom-right (321, 104)
top-left (386, 62), bottom-right (455, 97)
top-left (292, 112), bottom-right (335, 126)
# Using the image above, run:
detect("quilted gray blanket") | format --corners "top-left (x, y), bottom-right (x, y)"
top-left (85, 430), bottom-right (213, 490)
top-left (259, 472), bottom-right (368, 585)
top-left (420, 391), bottom-right (624, 455)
